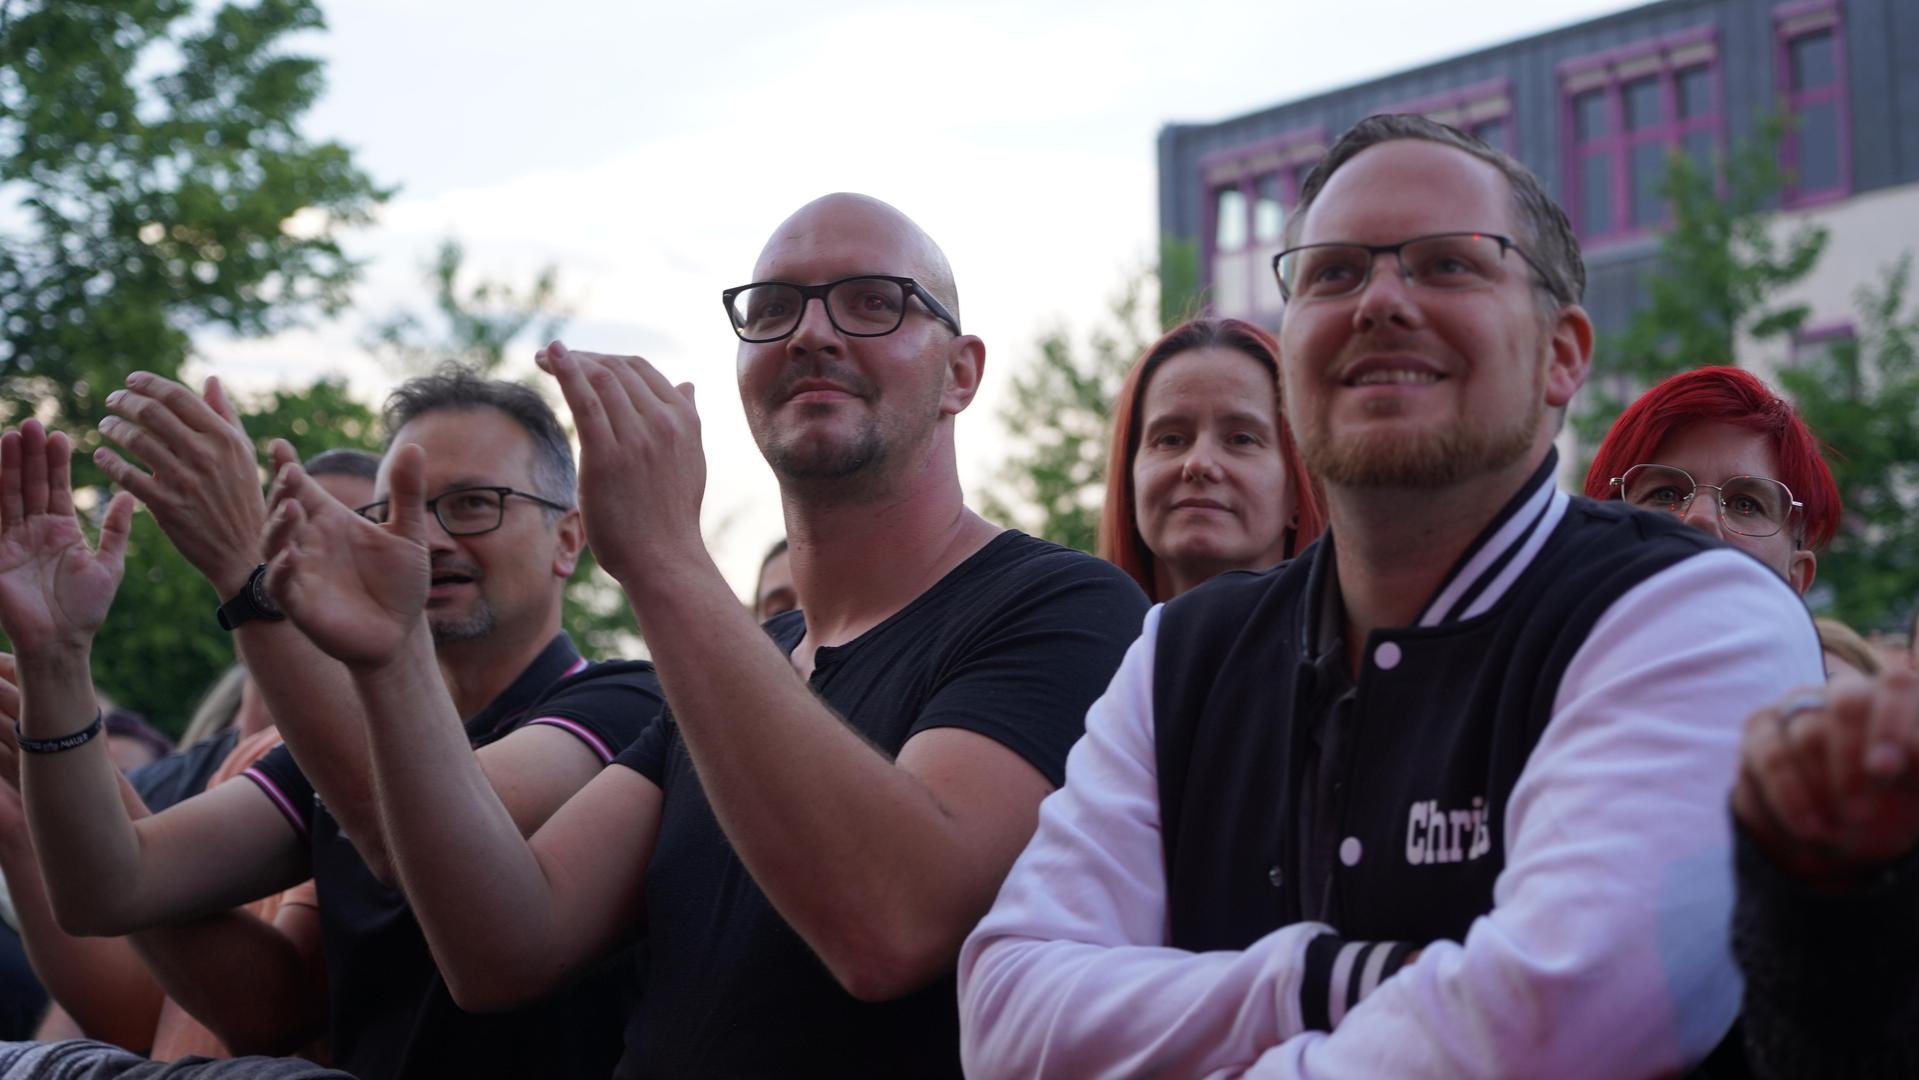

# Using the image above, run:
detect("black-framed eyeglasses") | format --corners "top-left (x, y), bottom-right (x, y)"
top-left (721, 275), bottom-right (962, 343)
top-left (1272, 232), bottom-right (1569, 303)
top-left (354, 486), bottom-right (572, 537)
top-left (1608, 464), bottom-right (1803, 539)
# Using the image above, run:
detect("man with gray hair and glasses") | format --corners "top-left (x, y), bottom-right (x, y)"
top-left (960, 114), bottom-right (1822, 1077)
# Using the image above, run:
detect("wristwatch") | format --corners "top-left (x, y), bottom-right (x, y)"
top-left (216, 563), bottom-right (287, 630)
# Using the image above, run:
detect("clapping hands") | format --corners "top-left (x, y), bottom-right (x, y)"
top-left (260, 440), bottom-right (431, 667)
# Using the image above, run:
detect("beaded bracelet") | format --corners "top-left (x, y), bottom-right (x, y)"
top-left (15, 711), bottom-right (104, 755)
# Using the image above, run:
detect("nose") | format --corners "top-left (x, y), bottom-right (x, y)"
top-left (1181, 440), bottom-right (1225, 483)
top-left (1677, 492), bottom-right (1726, 537)
top-left (785, 296), bottom-right (841, 355)
top-left (1350, 252), bottom-right (1421, 332)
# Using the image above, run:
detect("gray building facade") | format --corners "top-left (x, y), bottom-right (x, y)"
top-left (1159, 0), bottom-right (1919, 346)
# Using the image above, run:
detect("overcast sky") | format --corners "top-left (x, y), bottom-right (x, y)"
top-left (192, 0), bottom-right (1644, 593)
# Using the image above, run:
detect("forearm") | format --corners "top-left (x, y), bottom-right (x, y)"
top-left (234, 621), bottom-right (391, 879)
top-left (129, 906), bottom-right (326, 1056)
top-left (961, 626), bottom-right (1328, 1076)
top-left (16, 646), bottom-right (154, 932)
top-left (622, 557), bottom-right (992, 998)
top-left (0, 826), bottom-right (161, 1052)
top-left (354, 625), bottom-right (587, 1003)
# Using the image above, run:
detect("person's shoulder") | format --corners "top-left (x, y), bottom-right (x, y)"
top-left (1162, 554), bottom-right (1307, 630)
top-left (1548, 495), bottom-right (1771, 591)
top-left (981, 530), bottom-right (1144, 593)
top-left (544, 657), bottom-right (664, 706)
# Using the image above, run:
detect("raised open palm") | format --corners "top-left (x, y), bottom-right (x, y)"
top-left (262, 440), bottom-right (431, 666)
top-left (0, 422), bottom-right (134, 652)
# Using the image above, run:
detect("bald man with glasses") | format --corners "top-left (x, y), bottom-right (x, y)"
top-left (252, 192), bottom-right (1148, 1078)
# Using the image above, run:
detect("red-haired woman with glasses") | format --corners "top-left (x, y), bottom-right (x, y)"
top-left (1097, 318), bottom-right (1325, 601)
top-left (1584, 365), bottom-right (1839, 595)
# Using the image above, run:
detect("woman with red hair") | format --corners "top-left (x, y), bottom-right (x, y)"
top-left (1584, 365), bottom-right (1840, 595)
top-left (1097, 317), bottom-right (1325, 601)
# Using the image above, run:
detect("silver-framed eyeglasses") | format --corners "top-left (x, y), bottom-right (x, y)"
top-left (354, 486), bottom-right (571, 537)
top-left (721, 275), bottom-right (962, 344)
top-left (1608, 464), bottom-right (1803, 539)
top-left (1272, 231), bottom-right (1568, 303)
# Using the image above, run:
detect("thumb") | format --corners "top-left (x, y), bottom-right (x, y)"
top-left (96, 492), bottom-right (136, 570)
top-left (386, 443), bottom-right (429, 544)
top-left (204, 376), bottom-right (246, 431)
top-left (676, 382), bottom-right (697, 411)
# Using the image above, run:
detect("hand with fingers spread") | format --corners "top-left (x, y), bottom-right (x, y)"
top-left (261, 440), bottom-right (431, 667)
top-left (0, 421), bottom-right (136, 654)
top-left (1734, 670), bottom-right (1919, 886)
top-left (94, 372), bottom-right (269, 598)
top-left (535, 341), bottom-right (707, 585)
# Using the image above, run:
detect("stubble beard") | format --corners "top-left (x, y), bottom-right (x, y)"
top-left (1297, 363), bottom-right (1544, 489)
top-left (429, 597), bottom-right (497, 644)
top-left (756, 380), bottom-right (946, 501)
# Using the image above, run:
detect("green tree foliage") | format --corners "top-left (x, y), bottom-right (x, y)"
top-left (366, 238), bottom-right (570, 376)
top-left (0, 0), bottom-right (384, 733)
top-left (980, 270), bottom-right (1158, 552)
top-left (1575, 121), bottom-right (1826, 446)
top-left (1775, 257), bottom-right (1919, 631)
top-left (0, 0), bottom-right (387, 437)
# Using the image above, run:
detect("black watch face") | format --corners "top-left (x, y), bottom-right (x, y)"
top-left (250, 570), bottom-right (283, 617)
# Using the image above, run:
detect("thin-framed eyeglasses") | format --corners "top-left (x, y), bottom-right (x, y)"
top-left (354, 486), bottom-right (572, 537)
top-left (1608, 463), bottom-right (1803, 539)
top-left (1272, 231), bottom-right (1569, 303)
top-left (721, 275), bottom-right (962, 344)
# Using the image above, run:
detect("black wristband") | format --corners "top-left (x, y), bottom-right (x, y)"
top-left (15, 711), bottom-right (104, 754)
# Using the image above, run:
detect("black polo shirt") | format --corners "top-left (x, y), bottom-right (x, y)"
top-left (247, 634), bottom-right (662, 1080)
top-left (613, 531), bottom-right (1148, 1078)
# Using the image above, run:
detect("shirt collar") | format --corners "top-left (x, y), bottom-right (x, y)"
top-left (1298, 448), bottom-right (1571, 653)
top-left (463, 633), bottom-right (585, 741)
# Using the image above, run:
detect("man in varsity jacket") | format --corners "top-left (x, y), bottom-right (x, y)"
top-left (958, 114), bottom-right (1824, 1078)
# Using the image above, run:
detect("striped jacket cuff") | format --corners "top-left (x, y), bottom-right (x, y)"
top-left (1301, 934), bottom-right (1417, 1031)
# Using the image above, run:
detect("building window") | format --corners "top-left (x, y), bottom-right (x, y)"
top-left (1199, 130), bottom-right (1324, 318)
top-left (1776, 2), bottom-right (1849, 204)
top-left (1562, 29), bottom-right (1722, 244)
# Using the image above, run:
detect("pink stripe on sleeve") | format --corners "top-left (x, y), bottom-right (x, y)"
top-left (241, 768), bottom-right (309, 840)
top-left (525, 716), bottom-right (614, 764)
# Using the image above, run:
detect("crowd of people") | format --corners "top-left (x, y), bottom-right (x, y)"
top-left (0, 113), bottom-right (1908, 1078)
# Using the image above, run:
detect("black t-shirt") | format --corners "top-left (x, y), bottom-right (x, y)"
top-left (613, 531), bottom-right (1148, 1078)
top-left (245, 634), bottom-right (663, 1080)
top-left (130, 727), bottom-right (241, 812)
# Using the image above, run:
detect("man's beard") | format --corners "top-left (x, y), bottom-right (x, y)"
top-left (753, 360), bottom-right (943, 491)
top-left (764, 419), bottom-right (885, 480)
top-left (429, 597), bottom-right (496, 644)
top-left (1297, 367), bottom-right (1543, 489)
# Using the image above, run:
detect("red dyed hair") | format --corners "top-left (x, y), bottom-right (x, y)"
top-left (1582, 365), bottom-right (1840, 549)
top-left (1097, 317), bottom-right (1327, 601)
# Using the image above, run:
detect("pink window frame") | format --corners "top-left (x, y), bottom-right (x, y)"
top-left (1198, 127), bottom-right (1326, 313)
top-left (1559, 25), bottom-right (1724, 248)
top-left (1774, 0), bottom-right (1851, 207)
